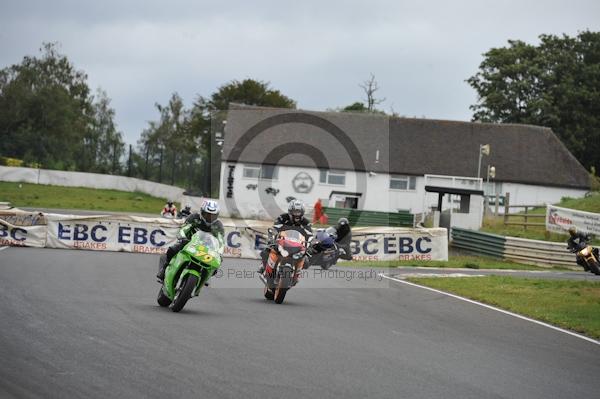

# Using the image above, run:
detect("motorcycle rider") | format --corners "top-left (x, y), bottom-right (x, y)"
top-left (567, 226), bottom-right (597, 271)
top-left (258, 200), bottom-right (313, 274)
top-left (332, 217), bottom-right (353, 260)
top-left (157, 200), bottom-right (224, 283)
top-left (306, 217), bottom-right (353, 263)
top-left (178, 205), bottom-right (192, 218)
top-left (161, 201), bottom-right (177, 218)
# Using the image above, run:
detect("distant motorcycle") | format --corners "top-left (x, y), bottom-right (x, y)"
top-left (259, 226), bottom-right (307, 304)
top-left (306, 227), bottom-right (341, 270)
top-left (570, 242), bottom-right (600, 275)
top-left (178, 206), bottom-right (192, 219)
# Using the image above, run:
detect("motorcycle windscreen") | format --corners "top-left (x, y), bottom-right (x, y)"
top-left (278, 230), bottom-right (305, 247)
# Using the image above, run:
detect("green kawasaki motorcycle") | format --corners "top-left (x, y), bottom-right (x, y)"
top-left (157, 230), bottom-right (223, 312)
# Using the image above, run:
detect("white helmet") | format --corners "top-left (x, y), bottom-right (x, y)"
top-left (200, 200), bottom-right (220, 225)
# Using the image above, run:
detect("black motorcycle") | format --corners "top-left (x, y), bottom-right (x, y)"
top-left (306, 227), bottom-right (345, 270)
top-left (570, 241), bottom-right (600, 275)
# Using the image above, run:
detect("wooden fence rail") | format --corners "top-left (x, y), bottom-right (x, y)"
top-left (502, 192), bottom-right (546, 230)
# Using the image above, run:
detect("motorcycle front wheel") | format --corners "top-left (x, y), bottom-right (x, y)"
top-left (588, 260), bottom-right (600, 275)
top-left (170, 274), bottom-right (199, 312)
top-left (274, 268), bottom-right (293, 304)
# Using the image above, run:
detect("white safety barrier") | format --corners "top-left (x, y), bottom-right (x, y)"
top-left (0, 209), bottom-right (448, 261)
top-left (46, 214), bottom-right (181, 254)
top-left (0, 166), bottom-right (185, 201)
top-left (0, 212), bottom-right (47, 247)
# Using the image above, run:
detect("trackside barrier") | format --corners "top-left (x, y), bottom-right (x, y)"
top-left (451, 227), bottom-right (577, 268)
top-left (0, 165), bottom-right (185, 203)
top-left (0, 209), bottom-right (449, 261)
top-left (450, 228), bottom-right (505, 258)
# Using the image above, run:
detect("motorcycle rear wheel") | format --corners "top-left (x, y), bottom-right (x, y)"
top-left (170, 274), bottom-right (198, 312)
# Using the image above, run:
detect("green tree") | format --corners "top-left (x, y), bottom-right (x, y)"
top-left (207, 78), bottom-right (296, 111)
top-left (0, 42), bottom-right (123, 172)
top-left (467, 31), bottom-right (600, 171)
top-left (0, 43), bottom-right (92, 169)
top-left (341, 102), bottom-right (369, 112)
top-left (137, 92), bottom-right (200, 187)
top-left (135, 79), bottom-right (296, 195)
top-left (190, 78), bottom-right (296, 196)
top-left (88, 89), bottom-right (125, 174)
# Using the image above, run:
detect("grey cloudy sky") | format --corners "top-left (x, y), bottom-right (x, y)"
top-left (1, 0), bottom-right (599, 145)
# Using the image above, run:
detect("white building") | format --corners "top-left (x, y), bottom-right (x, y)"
top-left (218, 104), bottom-right (589, 227)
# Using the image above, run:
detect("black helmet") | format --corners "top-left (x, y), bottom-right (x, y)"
top-left (288, 200), bottom-right (305, 224)
top-left (568, 227), bottom-right (577, 237)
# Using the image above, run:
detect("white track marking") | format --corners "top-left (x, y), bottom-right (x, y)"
top-left (0, 246), bottom-right (9, 252)
top-left (379, 273), bottom-right (600, 346)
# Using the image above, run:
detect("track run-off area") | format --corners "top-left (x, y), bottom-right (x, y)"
top-left (0, 247), bottom-right (599, 399)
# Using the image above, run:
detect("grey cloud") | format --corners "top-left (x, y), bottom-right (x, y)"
top-left (1, 0), bottom-right (599, 143)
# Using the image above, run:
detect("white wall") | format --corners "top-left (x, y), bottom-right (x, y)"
top-left (499, 182), bottom-right (586, 211)
top-left (220, 163), bottom-right (360, 219)
top-left (0, 166), bottom-right (185, 202)
top-left (219, 163), bottom-right (462, 219)
top-left (219, 162), bottom-right (588, 222)
top-left (362, 173), bottom-right (424, 213)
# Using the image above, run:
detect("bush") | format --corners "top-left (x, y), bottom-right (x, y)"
top-left (0, 157), bottom-right (24, 167)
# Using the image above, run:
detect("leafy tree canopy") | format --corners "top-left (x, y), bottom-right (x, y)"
top-left (0, 42), bottom-right (124, 172)
top-left (207, 78), bottom-right (296, 111)
top-left (342, 102), bottom-right (368, 112)
top-left (467, 31), bottom-right (600, 171)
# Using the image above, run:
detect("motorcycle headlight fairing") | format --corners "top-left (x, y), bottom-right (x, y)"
top-left (278, 245), bottom-right (289, 258)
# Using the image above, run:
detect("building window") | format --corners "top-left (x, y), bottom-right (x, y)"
top-left (390, 175), bottom-right (416, 190)
top-left (243, 164), bottom-right (278, 180)
top-left (319, 170), bottom-right (346, 185)
top-left (243, 166), bottom-right (260, 179)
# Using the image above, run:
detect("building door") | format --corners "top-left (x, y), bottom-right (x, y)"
top-left (329, 192), bottom-right (362, 209)
top-left (344, 196), bottom-right (358, 209)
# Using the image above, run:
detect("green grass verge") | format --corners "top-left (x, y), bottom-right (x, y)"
top-left (343, 255), bottom-right (570, 271)
top-left (406, 275), bottom-right (600, 339)
top-left (0, 182), bottom-right (170, 214)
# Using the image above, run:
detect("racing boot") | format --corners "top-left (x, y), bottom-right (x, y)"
top-left (156, 257), bottom-right (167, 283)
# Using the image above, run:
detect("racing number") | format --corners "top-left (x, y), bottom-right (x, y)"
top-left (195, 249), bottom-right (214, 263)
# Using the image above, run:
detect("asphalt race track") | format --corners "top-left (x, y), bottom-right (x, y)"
top-left (0, 247), bottom-right (599, 399)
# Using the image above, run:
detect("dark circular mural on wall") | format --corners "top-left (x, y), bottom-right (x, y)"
top-left (292, 172), bottom-right (314, 194)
